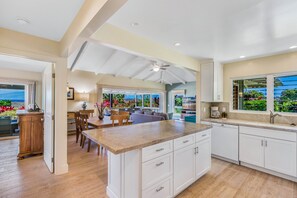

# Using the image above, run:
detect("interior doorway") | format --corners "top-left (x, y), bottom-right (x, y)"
top-left (0, 54), bottom-right (54, 173)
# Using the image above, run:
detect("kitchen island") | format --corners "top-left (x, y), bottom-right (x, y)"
top-left (83, 120), bottom-right (212, 198)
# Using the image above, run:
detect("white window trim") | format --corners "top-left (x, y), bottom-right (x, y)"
top-left (230, 72), bottom-right (297, 116)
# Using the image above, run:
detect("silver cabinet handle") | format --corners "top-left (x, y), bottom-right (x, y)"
top-left (261, 140), bottom-right (263, 146)
top-left (197, 147), bottom-right (199, 154)
top-left (155, 162), bottom-right (164, 167)
top-left (202, 134), bottom-right (207, 137)
top-left (265, 140), bottom-right (267, 147)
top-left (155, 148), bottom-right (164, 152)
top-left (156, 186), bottom-right (164, 192)
top-left (183, 140), bottom-right (189, 144)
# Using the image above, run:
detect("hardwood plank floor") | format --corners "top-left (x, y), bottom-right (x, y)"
top-left (0, 135), bottom-right (296, 198)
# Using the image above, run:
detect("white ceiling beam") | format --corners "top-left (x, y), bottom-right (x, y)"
top-left (163, 79), bottom-right (173, 86)
top-left (95, 50), bottom-right (118, 75)
top-left (114, 56), bottom-right (139, 77)
top-left (143, 72), bottom-right (156, 81)
top-left (70, 41), bottom-right (88, 71)
top-left (166, 70), bottom-right (186, 84)
top-left (183, 67), bottom-right (197, 79)
top-left (129, 62), bottom-right (151, 79)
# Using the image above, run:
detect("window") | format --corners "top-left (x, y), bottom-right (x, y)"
top-left (143, 94), bottom-right (151, 107)
top-left (0, 84), bottom-right (25, 117)
top-left (103, 93), bottom-right (111, 108)
top-left (274, 75), bottom-right (297, 113)
top-left (136, 94), bottom-right (142, 107)
top-left (111, 94), bottom-right (135, 108)
top-left (233, 78), bottom-right (267, 111)
top-left (151, 94), bottom-right (160, 108)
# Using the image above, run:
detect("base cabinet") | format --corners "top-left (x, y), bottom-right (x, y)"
top-left (174, 144), bottom-right (196, 195)
top-left (195, 139), bottom-right (211, 179)
top-left (240, 126), bottom-right (297, 177)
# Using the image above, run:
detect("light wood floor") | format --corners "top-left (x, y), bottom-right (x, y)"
top-left (0, 135), bottom-right (296, 198)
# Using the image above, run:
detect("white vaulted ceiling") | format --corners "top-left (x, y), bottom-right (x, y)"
top-left (0, 0), bottom-right (84, 41)
top-left (68, 42), bottom-right (196, 84)
top-left (108, 0), bottom-right (297, 62)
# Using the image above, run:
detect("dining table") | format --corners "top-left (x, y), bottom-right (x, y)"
top-left (87, 116), bottom-right (133, 128)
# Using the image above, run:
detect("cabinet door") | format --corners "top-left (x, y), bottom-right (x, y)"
top-left (195, 138), bottom-right (211, 179)
top-left (174, 144), bottom-right (196, 196)
top-left (239, 134), bottom-right (264, 167)
top-left (212, 124), bottom-right (238, 161)
top-left (265, 138), bottom-right (297, 177)
top-left (19, 116), bottom-right (32, 154)
top-left (201, 63), bottom-right (214, 102)
top-left (31, 115), bottom-right (44, 153)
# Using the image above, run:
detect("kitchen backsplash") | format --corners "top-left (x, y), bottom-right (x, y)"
top-left (201, 102), bottom-right (297, 125)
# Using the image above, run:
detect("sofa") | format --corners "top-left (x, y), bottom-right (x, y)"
top-left (131, 111), bottom-right (170, 124)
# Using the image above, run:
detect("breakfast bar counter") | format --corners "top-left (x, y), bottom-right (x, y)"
top-left (83, 120), bottom-right (212, 198)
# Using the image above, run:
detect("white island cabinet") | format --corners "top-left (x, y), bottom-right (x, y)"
top-left (107, 129), bottom-right (212, 198)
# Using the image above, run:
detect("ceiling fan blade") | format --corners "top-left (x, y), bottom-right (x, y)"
top-left (160, 68), bottom-right (166, 70)
top-left (161, 65), bottom-right (170, 68)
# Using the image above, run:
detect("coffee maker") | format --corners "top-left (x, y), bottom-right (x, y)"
top-left (211, 106), bottom-right (220, 118)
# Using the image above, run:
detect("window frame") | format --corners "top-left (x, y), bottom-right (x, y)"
top-left (231, 72), bottom-right (297, 115)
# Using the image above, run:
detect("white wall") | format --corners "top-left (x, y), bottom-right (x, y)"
top-left (0, 67), bottom-right (43, 107)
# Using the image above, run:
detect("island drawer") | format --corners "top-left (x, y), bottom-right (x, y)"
top-left (142, 153), bottom-right (173, 189)
top-left (196, 129), bottom-right (211, 142)
top-left (174, 134), bottom-right (195, 150)
top-left (142, 176), bottom-right (173, 198)
top-left (142, 140), bottom-right (173, 162)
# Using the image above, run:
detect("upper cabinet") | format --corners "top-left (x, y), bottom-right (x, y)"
top-left (200, 61), bottom-right (223, 102)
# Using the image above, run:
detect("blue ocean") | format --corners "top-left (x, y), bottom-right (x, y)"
top-left (0, 89), bottom-right (25, 102)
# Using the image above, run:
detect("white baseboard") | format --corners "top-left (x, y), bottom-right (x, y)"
top-left (54, 163), bottom-right (69, 175)
top-left (241, 162), bottom-right (297, 182)
top-left (212, 155), bottom-right (239, 165)
top-left (106, 186), bottom-right (119, 198)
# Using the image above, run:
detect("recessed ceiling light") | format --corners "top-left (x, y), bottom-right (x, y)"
top-left (131, 22), bottom-right (139, 27)
top-left (240, 56), bottom-right (245, 58)
top-left (17, 17), bottom-right (30, 25)
top-left (174, 42), bottom-right (181, 47)
top-left (289, 46), bottom-right (297, 49)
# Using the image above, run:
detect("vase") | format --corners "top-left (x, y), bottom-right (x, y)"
top-left (98, 114), bottom-right (104, 120)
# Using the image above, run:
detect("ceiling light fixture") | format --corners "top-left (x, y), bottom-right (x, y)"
top-left (289, 46), bottom-right (297, 49)
top-left (153, 66), bottom-right (160, 72)
top-left (174, 42), bottom-right (181, 47)
top-left (131, 22), bottom-right (139, 27)
top-left (240, 55), bottom-right (245, 59)
top-left (17, 17), bottom-right (30, 25)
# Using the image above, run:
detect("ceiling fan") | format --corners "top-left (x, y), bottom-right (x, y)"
top-left (150, 62), bottom-right (170, 72)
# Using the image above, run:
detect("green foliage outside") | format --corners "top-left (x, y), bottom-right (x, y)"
top-left (242, 90), bottom-right (266, 111)
top-left (0, 100), bottom-right (11, 106)
top-left (136, 95), bottom-right (142, 107)
top-left (275, 89), bottom-right (297, 113)
top-left (143, 94), bottom-right (150, 107)
top-left (0, 110), bottom-right (17, 118)
top-left (174, 96), bottom-right (183, 107)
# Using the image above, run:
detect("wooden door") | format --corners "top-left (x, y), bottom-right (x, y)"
top-left (195, 138), bottom-right (211, 179)
top-left (265, 138), bottom-right (297, 177)
top-left (239, 134), bottom-right (264, 167)
top-left (19, 116), bottom-right (32, 155)
top-left (31, 115), bottom-right (44, 153)
top-left (174, 144), bottom-right (196, 196)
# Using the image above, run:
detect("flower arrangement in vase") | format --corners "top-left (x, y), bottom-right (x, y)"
top-left (95, 101), bottom-right (108, 120)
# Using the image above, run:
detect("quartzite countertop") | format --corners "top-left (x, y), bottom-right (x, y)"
top-left (82, 120), bottom-right (211, 154)
top-left (202, 118), bottom-right (297, 132)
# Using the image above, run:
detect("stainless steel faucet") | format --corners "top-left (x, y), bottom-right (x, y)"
top-left (269, 110), bottom-right (282, 124)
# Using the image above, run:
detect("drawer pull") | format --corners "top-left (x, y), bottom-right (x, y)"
top-left (183, 140), bottom-right (189, 144)
top-left (155, 162), bottom-right (164, 167)
top-left (202, 134), bottom-right (207, 137)
top-left (156, 186), bottom-right (164, 192)
top-left (155, 148), bottom-right (164, 152)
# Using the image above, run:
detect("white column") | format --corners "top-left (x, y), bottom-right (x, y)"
top-left (54, 58), bottom-right (68, 175)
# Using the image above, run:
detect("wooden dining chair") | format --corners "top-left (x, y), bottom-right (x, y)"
top-left (74, 112), bottom-right (81, 144)
top-left (80, 114), bottom-right (92, 151)
top-left (79, 109), bottom-right (94, 118)
top-left (111, 110), bottom-right (119, 115)
top-left (110, 115), bottom-right (129, 127)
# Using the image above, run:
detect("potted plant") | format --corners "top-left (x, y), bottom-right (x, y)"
top-left (95, 102), bottom-right (108, 120)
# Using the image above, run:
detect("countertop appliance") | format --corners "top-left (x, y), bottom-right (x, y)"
top-left (211, 106), bottom-right (220, 118)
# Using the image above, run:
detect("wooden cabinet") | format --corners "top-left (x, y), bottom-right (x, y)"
top-left (18, 112), bottom-right (44, 159)
top-left (239, 126), bottom-right (297, 177)
top-left (201, 61), bottom-right (223, 102)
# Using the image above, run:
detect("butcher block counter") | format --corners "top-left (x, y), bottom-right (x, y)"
top-left (82, 120), bottom-right (211, 154)
top-left (83, 120), bottom-right (212, 198)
